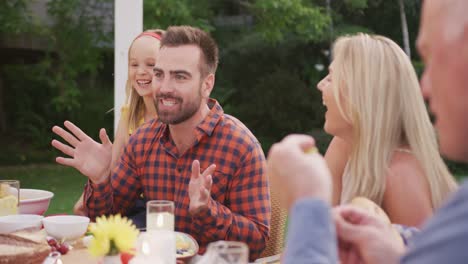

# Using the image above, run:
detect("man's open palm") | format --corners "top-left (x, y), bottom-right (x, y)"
top-left (52, 121), bottom-right (112, 183)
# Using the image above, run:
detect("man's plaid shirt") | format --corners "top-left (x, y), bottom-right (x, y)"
top-left (85, 99), bottom-right (271, 260)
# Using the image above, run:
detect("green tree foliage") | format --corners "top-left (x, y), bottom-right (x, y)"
top-left (249, 0), bottom-right (331, 43)
top-left (214, 33), bottom-right (328, 150)
top-left (41, 0), bottom-right (111, 113)
top-left (144, 0), bottom-right (215, 31)
top-left (1, 0), bottom-right (112, 152)
top-left (0, 0), bottom-right (33, 34)
top-left (332, 0), bottom-right (422, 59)
top-left (3, 0), bottom-right (467, 175)
top-left (140, 0), bottom-right (426, 152)
top-left (344, 0), bottom-right (368, 10)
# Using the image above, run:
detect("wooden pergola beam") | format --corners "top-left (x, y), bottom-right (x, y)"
top-left (114, 0), bottom-right (143, 134)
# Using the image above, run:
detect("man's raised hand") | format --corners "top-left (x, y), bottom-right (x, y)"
top-left (51, 121), bottom-right (112, 184)
top-left (188, 160), bottom-right (216, 214)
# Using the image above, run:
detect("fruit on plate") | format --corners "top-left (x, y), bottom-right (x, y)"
top-left (120, 251), bottom-right (134, 264)
top-left (47, 237), bottom-right (70, 255)
top-left (175, 231), bottom-right (199, 264)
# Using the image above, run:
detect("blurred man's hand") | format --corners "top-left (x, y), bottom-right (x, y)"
top-left (334, 205), bottom-right (405, 264)
top-left (267, 134), bottom-right (332, 210)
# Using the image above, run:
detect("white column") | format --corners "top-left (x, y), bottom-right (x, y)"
top-left (114, 0), bottom-right (143, 135)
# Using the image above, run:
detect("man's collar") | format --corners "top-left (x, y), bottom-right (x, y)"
top-left (159, 98), bottom-right (223, 139)
top-left (196, 98), bottom-right (223, 137)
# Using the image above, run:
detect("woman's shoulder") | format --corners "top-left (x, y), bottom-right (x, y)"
top-left (383, 149), bottom-right (433, 226)
top-left (386, 149), bottom-right (428, 193)
top-left (387, 149), bottom-right (424, 179)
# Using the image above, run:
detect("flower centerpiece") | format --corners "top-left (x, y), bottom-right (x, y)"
top-left (88, 214), bottom-right (139, 264)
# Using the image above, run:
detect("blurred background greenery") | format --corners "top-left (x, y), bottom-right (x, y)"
top-left (0, 0), bottom-right (466, 214)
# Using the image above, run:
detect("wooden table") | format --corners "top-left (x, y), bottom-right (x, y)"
top-left (56, 247), bottom-right (281, 264)
top-left (60, 248), bottom-right (99, 264)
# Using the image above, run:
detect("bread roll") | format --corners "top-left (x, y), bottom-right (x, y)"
top-left (0, 234), bottom-right (50, 264)
top-left (349, 196), bottom-right (404, 246)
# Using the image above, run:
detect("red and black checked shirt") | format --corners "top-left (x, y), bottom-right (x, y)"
top-left (84, 99), bottom-right (271, 260)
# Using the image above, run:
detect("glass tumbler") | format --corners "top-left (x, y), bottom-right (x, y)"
top-left (0, 180), bottom-right (20, 216)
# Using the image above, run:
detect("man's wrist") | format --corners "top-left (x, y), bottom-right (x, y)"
top-left (91, 169), bottom-right (111, 185)
top-left (189, 203), bottom-right (209, 216)
top-left (290, 188), bottom-right (331, 211)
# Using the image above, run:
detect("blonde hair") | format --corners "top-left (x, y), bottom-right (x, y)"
top-left (334, 33), bottom-right (457, 208)
top-left (123, 29), bottom-right (164, 140)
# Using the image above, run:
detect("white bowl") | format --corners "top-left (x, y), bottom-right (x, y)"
top-left (43, 215), bottom-right (90, 240)
top-left (19, 189), bottom-right (54, 215)
top-left (0, 214), bottom-right (44, 234)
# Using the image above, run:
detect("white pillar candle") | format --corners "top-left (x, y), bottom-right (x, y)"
top-left (134, 231), bottom-right (176, 264)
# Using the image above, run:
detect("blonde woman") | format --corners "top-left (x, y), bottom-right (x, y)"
top-left (317, 33), bottom-right (457, 227)
top-left (52, 29), bottom-right (164, 221)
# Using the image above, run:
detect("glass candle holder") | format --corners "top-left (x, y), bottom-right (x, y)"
top-left (135, 230), bottom-right (176, 264)
top-left (146, 200), bottom-right (175, 231)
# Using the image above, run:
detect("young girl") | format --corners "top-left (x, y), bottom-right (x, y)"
top-left (52, 29), bottom-right (164, 221)
top-left (318, 33), bottom-right (457, 227)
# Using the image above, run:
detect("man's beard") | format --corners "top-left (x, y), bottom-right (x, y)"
top-left (155, 91), bottom-right (202, 125)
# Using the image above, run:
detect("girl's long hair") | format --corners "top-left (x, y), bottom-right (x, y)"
top-left (123, 29), bottom-right (164, 142)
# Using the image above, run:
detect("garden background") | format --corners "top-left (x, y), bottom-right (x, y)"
top-left (1, 0), bottom-right (466, 214)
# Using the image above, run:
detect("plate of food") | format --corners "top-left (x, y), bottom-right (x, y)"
top-left (175, 231), bottom-right (199, 263)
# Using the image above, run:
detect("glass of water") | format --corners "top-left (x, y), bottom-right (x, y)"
top-left (146, 200), bottom-right (175, 231)
top-left (0, 180), bottom-right (20, 216)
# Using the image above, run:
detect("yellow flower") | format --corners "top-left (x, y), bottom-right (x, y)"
top-left (88, 233), bottom-right (110, 257)
top-left (88, 214), bottom-right (139, 257)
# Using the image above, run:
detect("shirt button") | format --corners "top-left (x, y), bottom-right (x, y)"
top-left (177, 167), bottom-right (183, 173)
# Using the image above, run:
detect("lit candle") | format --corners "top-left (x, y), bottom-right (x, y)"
top-left (134, 231), bottom-right (176, 264)
top-left (146, 200), bottom-right (175, 232)
top-left (147, 212), bottom-right (174, 231)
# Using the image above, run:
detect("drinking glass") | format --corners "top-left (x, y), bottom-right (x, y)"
top-left (207, 241), bottom-right (249, 264)
top-left (146, 200), bottom-right (175, 231)
top-left (0, 180), bottom-right (20, 216)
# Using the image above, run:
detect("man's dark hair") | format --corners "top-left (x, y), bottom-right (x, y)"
top-left (161, 26), bottom-right (219, 76)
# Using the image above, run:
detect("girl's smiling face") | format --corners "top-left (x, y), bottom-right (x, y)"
top-left (128, 36), bottom-right (160, 98)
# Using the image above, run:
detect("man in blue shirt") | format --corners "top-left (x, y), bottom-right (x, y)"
top-left (266, 0), bottom-right (468, 263)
